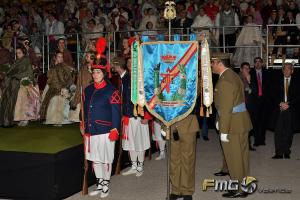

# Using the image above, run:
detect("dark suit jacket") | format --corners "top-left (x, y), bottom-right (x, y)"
top-left (269, 75), bottom-right (300, 131)
top-left (272, 17), bottom-right (288, 35)
top-left (172, 17), bottom-right (193, 33)
top-left (121, 71), bottom-right (134, 118)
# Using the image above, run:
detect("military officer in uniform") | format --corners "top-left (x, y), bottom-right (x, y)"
top-left (81, 64), bottom-right (121, 198)
top-left (169, 113), bottom-right (199, 200)
top-left (169, 69), bottom-right (201, 200)
top-left (211, 55), bottom-right (252, 198)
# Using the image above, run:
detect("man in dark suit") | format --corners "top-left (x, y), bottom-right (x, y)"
top-left (249, 57), bottom-right (269, 146)
top-left (270, 63), bottom-right (300, 159)
top-left (172, 9), bottom-right (193, 34)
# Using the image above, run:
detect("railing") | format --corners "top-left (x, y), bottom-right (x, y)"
top-left (266, 24), bottom-right (300, 68)
top-left (1, 24), bottom-right (299, 72)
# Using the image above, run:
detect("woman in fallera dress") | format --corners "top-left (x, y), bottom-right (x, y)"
top-left (0, 46), bottom-right (34, 127)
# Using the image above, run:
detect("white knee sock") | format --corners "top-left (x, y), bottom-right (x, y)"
top-left (130, 150), bottom-right (138, 162)
top-left (93, 162), bottom-right (103, 179)
top-left (158, 140), bottom-right (166, 152)
top-left (137, 151), bottom-right (145, 163)
top-left (102, 163), bottom-right (112, 181)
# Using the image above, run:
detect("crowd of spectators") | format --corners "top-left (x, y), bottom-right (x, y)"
top-left (0, 0), bottom-right (298, 69)
top-left (0, 0), bottom-right (299, 105)
top-left (0, 2), bottom-right (299, 169)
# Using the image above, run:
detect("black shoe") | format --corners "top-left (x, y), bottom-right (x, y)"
top-left (222, 191), bottom-right (248, 198)
top-left (253, 143), bottom-right (259, 147)
top-left (182, 195), bottom-right (192, 200)
top-left (196, 131), bottom-right (200, 138)
top-left (170, 194), bottom-right (181, 200)
top-left (214, 171), bottom-right (229, 176)
top-left (202, 136), bottom-right (209, 141)
top-left (249, 146), bottom-right (256, 151)
top-left (272, 154), bottom-right (283, 159)
top-left (253, 142), bottom-right (265, 146)
top-left (284, 154), bottom-right (290, 159)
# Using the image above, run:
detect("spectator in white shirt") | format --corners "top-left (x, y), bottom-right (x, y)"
top-left (191, 7), bottom-right (213, 29)
top-left (45, 12), bottom-right (65, 40)
top-left (296, 12), bottom-right (300, 30)
top-left (83, 19), bottom-right (104, 46)
top-left (95, 8), bottom-right (110, 28)
top-left (64, 0), bottom-right (77, 15)
top-left (30, 8), bottom-right (43, 32)
top-left (139, 8), bottom-right (157, 30)
top-left (44, 12), bottom-right (65, 54)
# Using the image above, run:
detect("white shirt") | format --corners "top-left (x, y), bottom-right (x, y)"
top-left (284, 76), bottom-right (291, 102)
top-left (45, 19), bottom-right (65, 39)
top-left (256, 69), bottom-right (262, 84)
top-left (215, 10), bottom-right (240, 27)
top-left (120, 71), bottom-right (126, 78)
top-left (120, 71), bottom-right (127, 92)
top-left (84, 24), bottom-right (104, 41)
top-left (95, 14), bottom-right (110, 28)
top-left (296, 13), bottom-right (300, 30)
top-left (191, 14), bottom-right (213, 28)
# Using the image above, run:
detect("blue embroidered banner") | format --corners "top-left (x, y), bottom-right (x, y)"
top-left (141, 41), bottom-right (198, 125)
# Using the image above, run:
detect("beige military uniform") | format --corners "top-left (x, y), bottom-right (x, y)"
top-left (214, 68), bottom-right (252, 182)
top-left (170, 113), bottom-right (199, 196)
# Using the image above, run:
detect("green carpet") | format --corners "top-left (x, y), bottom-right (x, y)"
top-left (0, 122), bottom-right (83, 154)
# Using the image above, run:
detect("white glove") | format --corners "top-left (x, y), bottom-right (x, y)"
top-left (215, 121), bottom-right (219, 130)
top-left (161, 129), bottom-right (166, 137)
top-left (220, 133), bottom-right (229, 142)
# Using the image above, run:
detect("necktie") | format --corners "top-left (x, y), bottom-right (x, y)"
top-left (257, 72), bottom-right (262, 97)
top-left (285, 78), bottom-right (289, 102)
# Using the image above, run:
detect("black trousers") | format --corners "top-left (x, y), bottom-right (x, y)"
top-left (274, 109), bottom-right (293, 155)
top-left (272, 36), bottom-right (287, 55)
top-left (249, 97), bottom-right (267, 145)
top-left (219, 33), bottom-right (236, 53)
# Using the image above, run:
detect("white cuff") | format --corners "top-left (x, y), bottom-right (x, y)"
top-left (216, 121), bottom-right (219, 130)
top-left (220, 133), bottom-right (229, 142)
top-left (161, 130), bottom-right (166, 137)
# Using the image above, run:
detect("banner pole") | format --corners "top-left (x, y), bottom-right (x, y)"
top-left (166, 125), bottom-right (170, 200)
top-left (166, 18), bottom-right (171, 200)
top-left (168, 20), bottom-right (171, 42)
top-left (163, 2), bottom-right (176, 199)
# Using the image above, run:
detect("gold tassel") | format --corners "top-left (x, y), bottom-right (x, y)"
top-left (200, 106), bottom-right (204, 117)
top-left (138, 105), bottom-right (144, 116)
top-left (133, 104), bottom-right (138, 117)
top-left (165, 126), bottom-right (170, 140)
